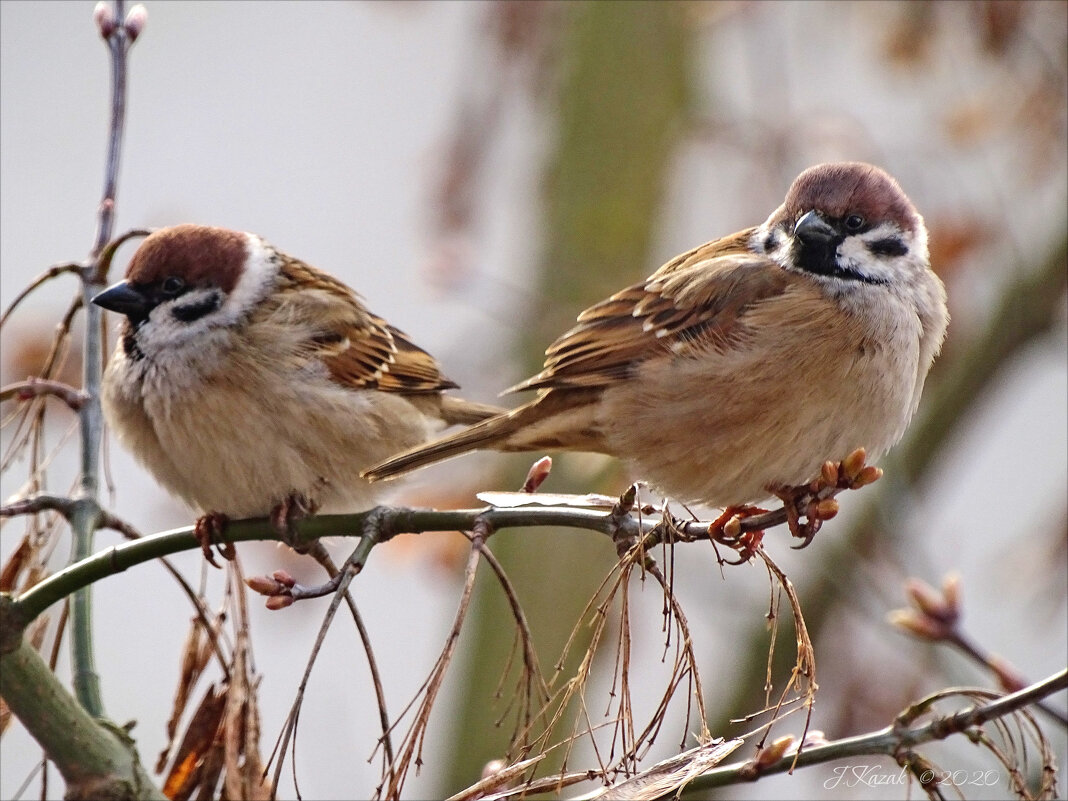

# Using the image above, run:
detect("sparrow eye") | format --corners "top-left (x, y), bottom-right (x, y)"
top-left (845, 214), bottom-right (865, 231)
top-left (161, 276), bottom-right (186, 297)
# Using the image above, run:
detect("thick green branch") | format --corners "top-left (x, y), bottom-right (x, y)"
top-left (0, 597), bottom-right (165, 801)
top-left (3, 506), bottom-right (651, 628)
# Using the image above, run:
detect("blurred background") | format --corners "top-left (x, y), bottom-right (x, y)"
top-left (1, 2), bottom-right (1065, 799)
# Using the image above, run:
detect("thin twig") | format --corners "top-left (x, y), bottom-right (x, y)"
top-left (679, 669), bottom-right (1067, 796)
top-left (382, 518), bottom-right (489, 800)
top-left (0, 379), bottom-right (88, 411)
top-left (0, 262), bottom-right (82, 329)
top-left (67, 0), bottom-right (139, 718)
top-left (297, 545), bottom-right (396, 774)
top-left (753, 546), bottom-right (817, 763)
top-left (266, 508), bottom-right (390, 800)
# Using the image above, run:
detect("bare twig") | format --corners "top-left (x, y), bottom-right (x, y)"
top-left (0, 262), bottom-right (81, 329)
top-left (64, 0), bottom-right (142, 718)
top-left (1, 492), bottom-right (140, 541)
top-left (0, 295), bottom-right (81, 475)
top-left (680, 669), bottom-right (1067, 797)
top-left (0, 379), bottom-right (88, 411)
top-left (889, 573), bottom-right (1068, 729)
top-left (266, 507), bottom-right (392, 799)
top-left (753, 547), bottom-right (816, 767)
top-left (290, 545), bottom-right (397, 775)
top-left (382, 517), bottom-right (490, 800)
top-left (472, 537), bottom-right (552, 755)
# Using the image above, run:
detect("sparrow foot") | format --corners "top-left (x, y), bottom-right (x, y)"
top-left (771, 448), bottom-right (883, 548)
top-left (708, 504), bottom-right (769, 564)
top-left (270, 491), bottom-right (320, 552)
top-left (193, 511), bottom-right (235, 568)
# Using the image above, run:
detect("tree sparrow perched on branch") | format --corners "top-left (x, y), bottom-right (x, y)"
top-left (93, 224), bottom-right (500, 555)
top-left (364, 163), bottom-right (948, 525)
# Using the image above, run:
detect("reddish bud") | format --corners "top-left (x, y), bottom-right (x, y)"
top-left (246, 575), bottom-right (282, 596)
top-left (93, 1), bottom-right (117, 37)
top-left (841, 448), bottom-right (867, 480)
top-left (820, 460), bottom-right (839, 487)
top-left (124, 4), bottom-right (147, 41)
top-left (271, 569), bottom-right (296, 587)
top-left (887, 609), bottom-right (947, 641)
top-left (988, 654), bottom-right (1027, 692)
top-left (723, 515), bottom-right (742, 538)
top-left (520, 456), bottom-right (552, 493)
top-left (941, 572), bottom-right (961, 615)
top-left (853, 465), bottom-right (883, 488)
top-left (905, 577), bottom-right (957, 625)
top-left (800, 730), bottom-right (828, 748)
top-left (815, 498), bottom-right (839, 519)
top-left (753, 736), bottom-right (794, 769)
top-left (265, 595), bottom-right (296, 611)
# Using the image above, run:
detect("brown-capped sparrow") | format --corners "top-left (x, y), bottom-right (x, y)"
top-left (364, 162), bottom-right (949, 522)
top-left (93, 224), bottom-right (501, 555)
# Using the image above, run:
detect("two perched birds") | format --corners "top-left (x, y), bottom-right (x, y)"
top-left (93, 162), bottom-right (948, 542)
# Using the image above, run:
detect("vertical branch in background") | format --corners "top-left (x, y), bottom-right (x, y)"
top-left (68, 0), bottom-right (142, 718)
top-left (441, 3), bottom-right (692, 793)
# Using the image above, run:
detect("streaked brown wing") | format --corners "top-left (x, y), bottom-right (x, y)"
top-left (276, 256), bottom-right (457, 394)
top-left (508, 229), bottom-right (792, 393)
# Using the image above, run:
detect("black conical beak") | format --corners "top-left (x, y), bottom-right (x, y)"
top-left (793, 210), bottom-right (837, 245)
top-left (92, 280), bottom-right (150, 319)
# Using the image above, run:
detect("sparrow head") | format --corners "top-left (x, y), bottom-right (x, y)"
top-left (758, 162), bottom-right (928, 286)
top-left (92, 224), bottom-right (279, 359)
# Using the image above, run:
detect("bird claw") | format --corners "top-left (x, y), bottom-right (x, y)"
top-left (708, 504), bottom-right (767, 563)
top-left (193, 511), bottom-right (234, 568)
top-left (270, 491), bottom-right (319, 551)
top-left (774, 447), bottom-right (881, 549)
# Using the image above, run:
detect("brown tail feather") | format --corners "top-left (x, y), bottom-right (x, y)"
top-left (363, 410), bottom-right (524, 480)
top-left (364, 388), bottom-right (605, 480)
top-left (437, 396), bottom-right (506, 426)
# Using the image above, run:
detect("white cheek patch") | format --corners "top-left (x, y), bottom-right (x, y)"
top-left (225, 234), bottom-right (280, 321)
top-left (838, 223), bottom-right (912, 283)
top-left (136, 290), bottom-right (223, 353)
top-left (751, 223), bottom-right (793, 269)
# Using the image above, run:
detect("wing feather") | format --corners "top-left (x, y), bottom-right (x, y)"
top-left (507, 228), bottom-right (793, 393)
top-left (274, 255), bottom-right (457, 394)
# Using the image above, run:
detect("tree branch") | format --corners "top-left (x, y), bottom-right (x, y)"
top-left (0, 596), bottom-right (165, 801)
top-left (0, 378), bottom-right (89, 411)
top-left (675, 669), bottom-right (1067, 797)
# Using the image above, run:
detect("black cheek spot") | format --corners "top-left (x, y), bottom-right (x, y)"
top-left (763, 233), bottom-right (775, 252)
top-left (121, 332), bottom-right (144, 360)
top-left (172, 293), bottom-right (222, 323)
top-left (869, 238), bottom-right (908, 257)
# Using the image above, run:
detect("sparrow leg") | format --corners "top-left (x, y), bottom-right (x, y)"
top-left (193, 511), bottom-right (235, 568)
top-left (770, 487), bottom-right (823, 548)
top-left (269, 491), bottom-right (320, 552)
top-left (771, 449), bottom-right (882, 549)
top-left (708, 504), bottom-right (768, 564)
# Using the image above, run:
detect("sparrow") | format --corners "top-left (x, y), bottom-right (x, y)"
top-left (364, 162), bottom-right (949, 518)
top-left (93, 224), bottom-right (501, 548)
